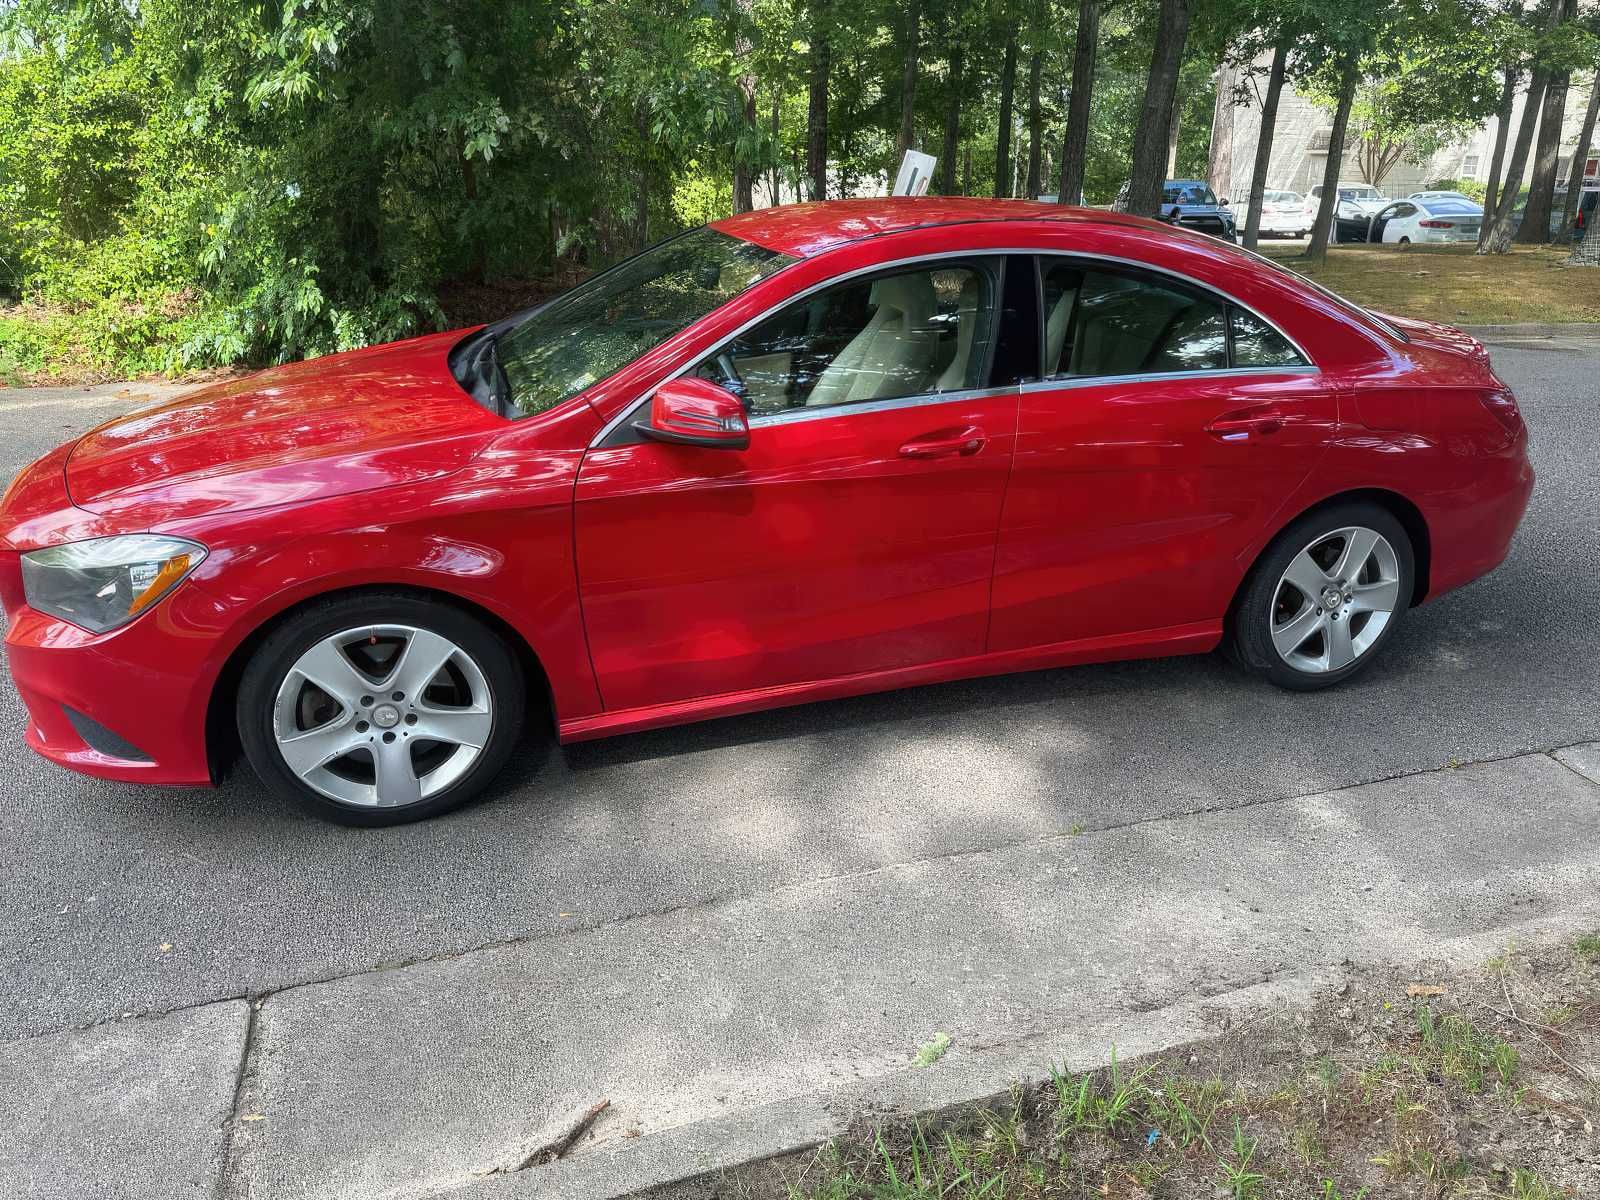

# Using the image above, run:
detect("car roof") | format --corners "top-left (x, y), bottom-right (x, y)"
top-left (710, 197), bottom-right (1190, 258)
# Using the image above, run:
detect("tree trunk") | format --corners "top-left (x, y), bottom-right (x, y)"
top-left (1479, 65), bottom-right (1519, 242)
top-left (1025, 46), bottom-right (1043, 197)
top-left (1483, 0), bottom-right (1565, 252)
top-left (1482, 69), bottom-right (1551, 251)
top-left (941, 43), bottom-right (963, 194)
top-left (1517, 37), bottom-right (1575, 243)
top-left (1165, 103), bottom-right (1181, 177)
top-left (805, 0), bottom-right (831, 201)
top-left (1125, 0), bottom-right (1190, 217)
top-left (1557, 70), bottom-right (1599, 242)
top-left (732, 0), bottom-right (758, 214)
top-left (895, 0), bottom-right (921, 162)
top-left (994, 32), bottom-right (1017, 198)
top-left (1242, 37), bottom-right (1289, 251)
top-left (962, 140), bottom-right (973, 194)
top-left (1305, 61), bottom-right (1358, 264)
top-left (1057, 0), bottom-right (1098, 205)
top-left (770, 89), bottom-right (783, 204)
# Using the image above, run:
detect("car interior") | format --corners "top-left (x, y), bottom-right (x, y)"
top-left (691, 256), bottom-right (1299, 421)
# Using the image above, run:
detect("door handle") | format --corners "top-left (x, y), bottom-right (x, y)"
top-left (1206, 404), bottom-right (1285, 441)
top-left (898, 425), bottom-right (987, 459)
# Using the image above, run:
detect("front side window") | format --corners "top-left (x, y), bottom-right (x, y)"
top-left (1043, 262), bottom-right (1227, 377)
top-left (493, 227), bottom-right (795, 416)
top-left (694, 262), bottom-right (997, 417)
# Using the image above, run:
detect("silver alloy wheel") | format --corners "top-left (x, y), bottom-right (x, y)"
top-left (1269, 526), bottom-right (1402, 674)
top-left (271, 624), bottom-right (493, 808)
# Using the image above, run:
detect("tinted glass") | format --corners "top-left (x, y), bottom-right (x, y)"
top-left (1161, 183), bottom-right (1219, 205)
top-left (1230, 308), bottom-right (1307, 368)
top-left (1044, 264), bottom-right (1227, 377)
top-left (695, 263), bottom-right (996, 416)
top-left (497, 227), bottom-right (794, 416)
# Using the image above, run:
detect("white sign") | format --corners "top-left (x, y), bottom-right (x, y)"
top-left (892, 150), bottom-right (938, 197)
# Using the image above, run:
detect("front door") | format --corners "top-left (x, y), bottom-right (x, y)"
top-left (574, 256), bottom-right (1020, 713)
top-left (988, 257), bottom-right (1340, 652)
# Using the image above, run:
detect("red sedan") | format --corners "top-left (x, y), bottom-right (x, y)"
top-left (0, 199), bottom-right (1533, 825)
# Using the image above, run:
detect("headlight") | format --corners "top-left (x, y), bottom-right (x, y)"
top-left (21, 535), bottom-right (207, 633)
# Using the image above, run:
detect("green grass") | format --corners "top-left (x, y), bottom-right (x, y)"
top-left (1260, 243), bottom-right (1600, 327)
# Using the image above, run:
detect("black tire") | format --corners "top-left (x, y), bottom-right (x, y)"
top-left (237, 592), bottom-right (526, 826)
top-left (1227, 502), bottom-right (1414, 692)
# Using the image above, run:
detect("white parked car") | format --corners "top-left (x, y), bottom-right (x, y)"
top-left (1368, 196), bottom-right (1484, 244)
top-left (1408, 190), bottom-right (1476, 204)
top-left (1304, 183), bottom-right (1388, 241)
top-left (1258, 190), bottom-right (1306, 236)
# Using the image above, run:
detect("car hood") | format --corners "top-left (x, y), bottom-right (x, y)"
top-left (65, 330), bottom-right (506, 525)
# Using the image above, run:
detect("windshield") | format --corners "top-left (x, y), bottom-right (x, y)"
top-left (1162, 183), bottom-right (1218, 205)
top-left (1339, 188), bottom-right (1381, 201)
top-left (494, 227), bottom-right (795, 417)
top-left (1424, 200), bottom-right (1482, 216)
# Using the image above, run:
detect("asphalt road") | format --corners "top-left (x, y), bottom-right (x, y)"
top-left (1, 343), bottom-right (1597, 1044)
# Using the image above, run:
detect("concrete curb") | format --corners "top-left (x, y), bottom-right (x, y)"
top-left (452, 969), bottom-right (1342, 1200)
top-left (1458, 322), bottom-right (1600, 338)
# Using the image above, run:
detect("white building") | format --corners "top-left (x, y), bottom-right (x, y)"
top-left (1210, 58), bottom-right (1599, 203)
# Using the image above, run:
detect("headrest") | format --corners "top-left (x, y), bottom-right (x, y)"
top-left (868, 272), bottom-right (936, 322)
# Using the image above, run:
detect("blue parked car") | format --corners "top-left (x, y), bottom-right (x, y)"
top-left (1114, 179), bottom-right (1237, 242)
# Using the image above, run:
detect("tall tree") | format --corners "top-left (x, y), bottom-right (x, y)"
top-left (1517, 0), bottom-right (1581, 243)
top-left (805, 0), bottom-right (831, 200)
top-left (1306, 58), bottom-right (1358, 263)
top-left (1483, 0), bottom-right (1565, 252)
top-left (1125, 0), bottom-right (1191, 216)
top-left (1480, 64), bottom-right (1520, 238)
top-left (895, 0), bottom-right (922, 162)
top-left (1557, 69), bottom-right (1600, 240)
top-left (993, 30), bottom-right (1018, 197)
top-left (1025, 43), bottom-right (1044, 197)
top-left (732, 0), bottom-right (758, 213)
top-left (1057, 0), bottom-right (1099, 205)
top-left (941, 34), bottom-right (964, 193)
top-left (1241, 37), bottom-right (1290, 250)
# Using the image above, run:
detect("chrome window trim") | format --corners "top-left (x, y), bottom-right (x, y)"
top-left (588, 245), bottom-right (1319, 449)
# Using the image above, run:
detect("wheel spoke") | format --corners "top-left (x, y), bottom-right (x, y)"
top-left (1331, 527), bottom-right (1379, 582)
top-left (291, 639), bottom-right (372, 707)
top-left (1271, 602), bottom-right (1325, 658)
top-left (1325, 616), bottom-right (1357, 670)
top-left (372, 738), bottom-right (422, 807)
top-left (381, 629), bottom-right (458, 700)
top-left (1350, 578), bottom-right (1400, 614)
top-left (278, 720), bottom-right (361, 778)
top-left (411, 705), bottom-right (492, 750)
top-left (1281, 549), bottom-right (1329, 598)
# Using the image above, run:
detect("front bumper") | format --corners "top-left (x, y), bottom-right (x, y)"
top-left (2, 564), bottom-right (222, 786)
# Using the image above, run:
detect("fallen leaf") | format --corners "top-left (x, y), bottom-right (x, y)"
top-left (158, 943), bottom-right (172, 953)
top-left (241, 1114), bottom-right (266, 1122)
top-left (1406, 983), bottom-right (1446, 997)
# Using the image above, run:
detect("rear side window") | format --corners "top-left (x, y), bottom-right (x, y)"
top-left (1042, 259), bottom-right (1307, 377)
top-left (1231, 308), bottom-right (1307, 367)
top-left (1043, 262), bottom-right (1227, 377)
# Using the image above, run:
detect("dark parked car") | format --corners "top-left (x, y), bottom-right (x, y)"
top-left (1115, 180), bottom-right (1236, 242)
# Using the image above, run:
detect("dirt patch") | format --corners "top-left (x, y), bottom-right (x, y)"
top-left (649, 936), bottom-right (1600, 1198)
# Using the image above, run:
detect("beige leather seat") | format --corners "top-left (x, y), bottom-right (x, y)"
top-left (1044, 284), bottom-right (1077, 375)
top-left (934, 273), bottom-right (983, 392)
top-left (807, 274), bottom-right (938, 407)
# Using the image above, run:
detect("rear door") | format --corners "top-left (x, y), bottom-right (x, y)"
top-left (572, 256), bottom-right (1023, 713)
top-left (988, 258), bottom-right (1339, 652)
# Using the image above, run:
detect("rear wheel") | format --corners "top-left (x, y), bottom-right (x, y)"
top-left (237, 593), bottom-right (525, 825)
top-left (1228, 503), bottom-right (1414, 691)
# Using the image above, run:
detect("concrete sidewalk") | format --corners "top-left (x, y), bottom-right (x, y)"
top-left (3, 744), bottom-right (1599, 1200)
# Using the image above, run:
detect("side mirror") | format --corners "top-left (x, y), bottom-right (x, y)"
top-left (635, 377), bottom-right (750, 450)
top-left (1220, 197), bottom-right (1230, 206)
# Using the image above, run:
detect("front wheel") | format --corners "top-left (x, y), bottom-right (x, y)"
top-left (237, 593), bottom-right (526, 826)
top-left (1228, 504), bottom-right (1414, 691)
